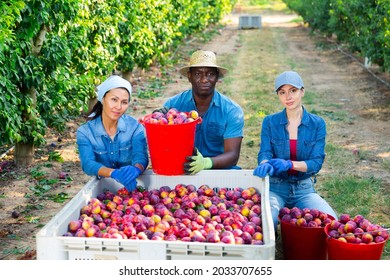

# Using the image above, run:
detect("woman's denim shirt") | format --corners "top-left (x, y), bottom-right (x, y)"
top-left (76, 114), bottom-right (149, 177)
top-left (257, 106), bottom-right (326, 180)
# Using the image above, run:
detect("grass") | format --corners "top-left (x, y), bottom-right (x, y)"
top-left (323, 175), bottom-right (384, 216)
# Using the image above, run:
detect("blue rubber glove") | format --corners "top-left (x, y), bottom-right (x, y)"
top-left (184, 148), bottom-right (213, 175)
top-left (268, 159), bottom-right (293, 174)
top-left (122, 165), bottom-right (142, 182)
top-left (111, 166), bottom-right (142, 186)
top-left (125, 179), bottom-right (138, 192)
top-left (253, 162), bottom-right (275, 178)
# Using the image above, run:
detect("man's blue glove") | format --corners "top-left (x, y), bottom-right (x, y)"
top-left (184, 148), bottom-right (213, 175)
top-left (268, 159), bottom-right (293, 174)
top-left (111, 165), bottom-right (142, 187)
top-left (125, 179), bottom-right (138, 192)
top-left (253, 162), bottom-right (275, 178)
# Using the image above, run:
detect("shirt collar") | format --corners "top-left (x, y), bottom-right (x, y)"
top-left (300, 106), bottom-right (310, 126)
top-left (281, 106), bottom-right (309, 125)
top-left (189, 89), bottom-right (221, 107)
top-left (92, 115), bottom-right (127, 137)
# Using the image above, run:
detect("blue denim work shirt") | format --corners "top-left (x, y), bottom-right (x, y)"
top-left (164, 89), bottom-right (244, 157)
top-left (76, 114), bottom-right (149, 176)
top-left (257, 106), bottom-right (326, 180)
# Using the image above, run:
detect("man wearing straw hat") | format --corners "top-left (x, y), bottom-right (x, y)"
top-left (154, 50), bottom-right (244, 175)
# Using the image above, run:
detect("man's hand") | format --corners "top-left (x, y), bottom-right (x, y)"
top-left (152, 106), bottom-right (169, 114)
top-left (184, 148), bottom-right (213, 175)
top-left (253, 162), bottom-right (274, 178)
top-left (268, 159), bottom-right (293, 174)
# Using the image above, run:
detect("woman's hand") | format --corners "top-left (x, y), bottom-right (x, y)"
top-left (253, 162), bottom-right (274, 178)
top-left (111, 165), bottom-right (142, 186)
top-left (268, 159), bottom-right (293, 174)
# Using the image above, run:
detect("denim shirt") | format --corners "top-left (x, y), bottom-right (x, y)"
top-left (164, 89), bottom-right (244, 157)
top-left (76, 114), bottom-right (149, 176)
top-left (257, 106), bottom-right (326, 180)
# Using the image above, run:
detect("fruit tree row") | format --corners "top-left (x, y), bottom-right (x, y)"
top-left (283, 0), bottom-right (390, 72)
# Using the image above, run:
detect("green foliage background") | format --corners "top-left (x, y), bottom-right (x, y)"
top-left (0, 0), bottom-right (236, 148)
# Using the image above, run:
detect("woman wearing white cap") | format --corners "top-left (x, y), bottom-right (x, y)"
top-left (76, 75), bottom-right (149, 191)
top-left (253, 71), bottom-right (337, 232)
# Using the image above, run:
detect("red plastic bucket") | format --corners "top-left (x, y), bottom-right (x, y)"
top-left (279, 215), bottom-right (335, 260)
top-left (324, 224), bottom-right (388, 260)
top-left (144, 118), bottom-right (201, 175)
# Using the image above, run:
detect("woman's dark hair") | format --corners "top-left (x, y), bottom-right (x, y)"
top-left (87, 101), bottom-right (103, 120)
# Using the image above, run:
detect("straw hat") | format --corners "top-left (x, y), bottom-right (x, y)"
top-left (179, 50), bottom-right (228, 78)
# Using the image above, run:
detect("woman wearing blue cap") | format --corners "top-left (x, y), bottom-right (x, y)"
top-left (253, 71), bottom-right (337, 232)
top-left (76, 75), bottom-right (149, 192)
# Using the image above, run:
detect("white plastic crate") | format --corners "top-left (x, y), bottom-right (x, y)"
top-left (239, 15), bottom-right (262, 29)
top-left (36, 169), bottom-right (275, 260)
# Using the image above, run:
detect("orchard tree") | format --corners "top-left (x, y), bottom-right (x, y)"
top-left (118, 0), bottom-right (176, 81)
top-left (0, 0), bottom-right (123, 166)
top-left (0, 1), bottom-right (26, 151)
top-left (0, 0), bottom-right (86, 166)
top-left (67, 0), bottom-right (125, 109)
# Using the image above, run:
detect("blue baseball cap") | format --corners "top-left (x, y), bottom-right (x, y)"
top-left (96, 75), bottom-right (132, 102)
top-left (274, 71), bottom-right (304, 92)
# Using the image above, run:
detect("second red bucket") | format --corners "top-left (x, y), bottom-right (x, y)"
top-left (144, 118), bottom-right (201, 175)
top-left (324, 224), bottom-right (388, 260)
top-left (279, 215), bottom-right (335, 260)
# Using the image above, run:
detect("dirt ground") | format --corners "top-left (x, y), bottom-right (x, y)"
top-left (0, 8), bottom-right (389, 260)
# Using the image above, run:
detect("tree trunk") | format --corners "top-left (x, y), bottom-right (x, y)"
top-left (14, 24), bottom-right (47, 167)
top-left (15, 142), bottom-right (34, 166)
top-left (87, 97), bottom-right (97, 113)
top-left (122, 71), bottom-right (132, 82)
top-left (15, 86), bottom-right (37, 167)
